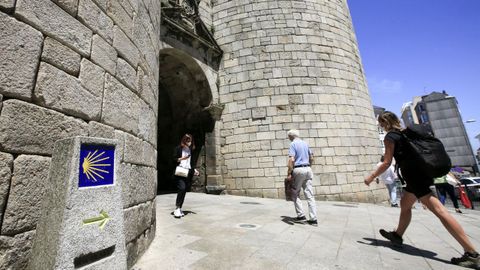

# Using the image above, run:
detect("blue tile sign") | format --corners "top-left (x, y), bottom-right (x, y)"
top-left (78, 144), bottom-right (115, 188)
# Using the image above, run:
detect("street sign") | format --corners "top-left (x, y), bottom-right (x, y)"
top-left (79, 144), bottom-right (114, 187)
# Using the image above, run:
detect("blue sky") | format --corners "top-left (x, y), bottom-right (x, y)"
top-left (348, 0), bottom-right (480, 152)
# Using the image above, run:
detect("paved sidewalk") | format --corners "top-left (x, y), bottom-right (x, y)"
top-left (133, 193), bottom-right (480, 270)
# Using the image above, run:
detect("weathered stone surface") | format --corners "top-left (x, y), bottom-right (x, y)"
top-left (107, 0), bottom-right (133, 38)
top-left (0, 12), bottom-right (43, 100)
top-left (88, 121), bottom-right (115, 139)
top-left (126, 221), bottom-right (155, 269)
top-left (0, 99), bottom-right (88, 155)
top-left (138, 104), bottom-right (157, 147)
top-left (41, 37), bottom-right (81, 76)
top-left (92, 0), bottom-right (106, 11)
top-left (51, 0), bottom-right (79, 16)
top-left (120, 163), bottom-right (156, 208)
top-left (0, 230), bottom-right (35, 270)
top-left (124, 133), bottom-right (156, 167)
top-left (79, 58), bottom-right (105, 95)
top-left (102, 74), bottom-right (141, 134)
top-left (0, 93), bottom-right (3, 111)
top-left (123, 200), bottom-right (154, 242)
top-left (91, 34), bottom-right (117, 75)
top-left (0, 0), bottom-right (15, 12)
top-left (15, 0), bottom-right (92, 56)
top-left (34, 62), bottom-right (102, 120)
top-left (116, 57), bottom-right (137, 90)
top-left (122, 0), bottom-right (136, 16)
top-left (1, 155), bottom-right (51, 235)
top-left (78, 0), bottom-right (114, 42)
top-left (114, 129), bottom-right (126, 162)
top-left (0, 152), bottom-right (13, 227)
top-left (113, 25), bottom-right (139, 67)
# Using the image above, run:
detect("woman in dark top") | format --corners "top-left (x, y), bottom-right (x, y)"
top-left (364, 111), bottom-right (479, 268)
top-left (173, 134), bottom-right (199, 218)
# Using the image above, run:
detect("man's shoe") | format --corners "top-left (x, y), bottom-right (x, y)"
top-left (379, 229), bottom-right (403, 246)
top-left (451, 252), bottom-right (480, 269)
top-left (307, 220), bottom-right (318, 226)
top-left (391, 203), bottom-right (399, 207)
top-left (173, 208), bottom-right (182, 218)
top-left (295, 216), bottom-right (306, 221)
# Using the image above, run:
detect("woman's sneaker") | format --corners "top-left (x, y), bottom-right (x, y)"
top-left (173, 208), bottom-right (182, 218)
top-left (451, 252), bottom-right (480, 269)
top-left (379, 229), bottom-right (403, 246)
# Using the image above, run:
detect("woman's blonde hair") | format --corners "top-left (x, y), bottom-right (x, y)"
top-left (378, 111), bottom-right (402, 131)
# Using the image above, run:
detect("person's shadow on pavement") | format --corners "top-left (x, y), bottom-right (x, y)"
top-left (358, 237), bottom-right (452, 264)
top-left (280, 216), bottom-right (306, 225)
top-left (170, 210), bottom-right (197, 216)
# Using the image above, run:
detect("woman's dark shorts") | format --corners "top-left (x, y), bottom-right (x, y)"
top-left (401, 167), bottom-right (434, 198)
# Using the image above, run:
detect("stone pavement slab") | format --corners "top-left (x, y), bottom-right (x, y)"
top-left (133, 193), bottom-right (480, 270)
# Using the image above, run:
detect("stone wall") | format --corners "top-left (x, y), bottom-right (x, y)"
top-left (0, 0), bottom-right (160, 268)
top-left (212, 0), bottom-right (386, 202)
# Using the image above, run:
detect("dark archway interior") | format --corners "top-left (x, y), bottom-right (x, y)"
top-left (157, 50), bottom-right (215, 194)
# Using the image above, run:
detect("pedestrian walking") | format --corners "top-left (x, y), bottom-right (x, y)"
top-left (434, 172), bottom-right (463, 213)
top-left (286, 129), bottom-right (318, 226)
top-left (172, 134), bottom-right (199, 218)
top-left (364, 111), bottom-right (479, 269)
top-left (375, 155), bottom-right (399, 207)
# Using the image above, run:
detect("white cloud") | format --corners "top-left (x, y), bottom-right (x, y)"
top-left (368, 78), bottom-right (403, 94)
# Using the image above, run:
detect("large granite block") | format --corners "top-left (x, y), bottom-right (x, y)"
top-left (102, 74), bottom-right (141, 134)
top-left (0, 12), bottom-right (43, 100)
top-left (107, 0), bottom-right (133, 38)
top-left (88, 121), bottom-right (115, 139)
top-left (116, 57), bottom-right (137, 90)
top-left (113, 25), bottom-right (139, 67)
top-left (78, 0), bottom-right (114, 42)
top-left (41, 37), bottom-right (81, 76)
top-left (0, 152), bottom-right (13, 228)
top-left (120, 163), bottom-right (156, 208)
top-left (51, 0), bottom-right (79, 16)
top-left (0, 230), bottom-right (35, 270)
top-left (1, 155), bottom-right (51, 235)
top-left (123, 200), bottom-right (154, 242)
top-left (138, 103), bottom-right (157, 147)
top-left (124, 133), bottom-right (156, 168)
top-left (0, 100), bottom-right (88, 155)
top-left (91, 34), bottom-right (117, 74)
top-left (15, 0), bottom-right (92, 56)
top-left (34, 62), bottom-right (102, 120)
top-left (79, 58), bottom-right (105, 95)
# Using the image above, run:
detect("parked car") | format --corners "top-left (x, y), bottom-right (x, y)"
top-left (453, 177), bottom-right (480, 201)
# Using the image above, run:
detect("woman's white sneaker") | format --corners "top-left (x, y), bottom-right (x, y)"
top-left (173, 208), bottom-right (182, 218)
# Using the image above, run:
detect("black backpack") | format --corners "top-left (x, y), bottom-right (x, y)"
top-left (394, 124), bottom-right (451, 179)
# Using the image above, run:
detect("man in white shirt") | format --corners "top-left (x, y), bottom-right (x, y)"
top-left (376, 155), bottom-right (398, 207)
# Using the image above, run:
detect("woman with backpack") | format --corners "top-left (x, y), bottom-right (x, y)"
top-left (364, 111), bottom-right (479, 269)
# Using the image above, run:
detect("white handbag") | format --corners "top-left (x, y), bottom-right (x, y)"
top-left (446, 174), bottom-right (458, 186)
top-left (174, 166), bottom-right (189, 177)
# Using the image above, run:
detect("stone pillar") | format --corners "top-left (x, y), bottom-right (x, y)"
top-left (213, 0), bottom-right (385, 202)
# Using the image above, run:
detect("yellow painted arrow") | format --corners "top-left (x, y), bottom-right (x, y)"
top-left (82, 210), bottom-right (110, 230)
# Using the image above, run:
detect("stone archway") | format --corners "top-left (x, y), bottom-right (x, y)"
top-left (157, 48), bottom-right (216, 194)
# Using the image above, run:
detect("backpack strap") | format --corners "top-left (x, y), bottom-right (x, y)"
top-left (394, 163), bottom-right (405, 185)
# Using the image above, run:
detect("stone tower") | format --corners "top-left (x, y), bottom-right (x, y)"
top-left (212, 0), bottom-right (383, 201)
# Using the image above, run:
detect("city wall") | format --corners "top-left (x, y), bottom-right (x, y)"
top-left (0, 0), bottom-right (159, 268)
